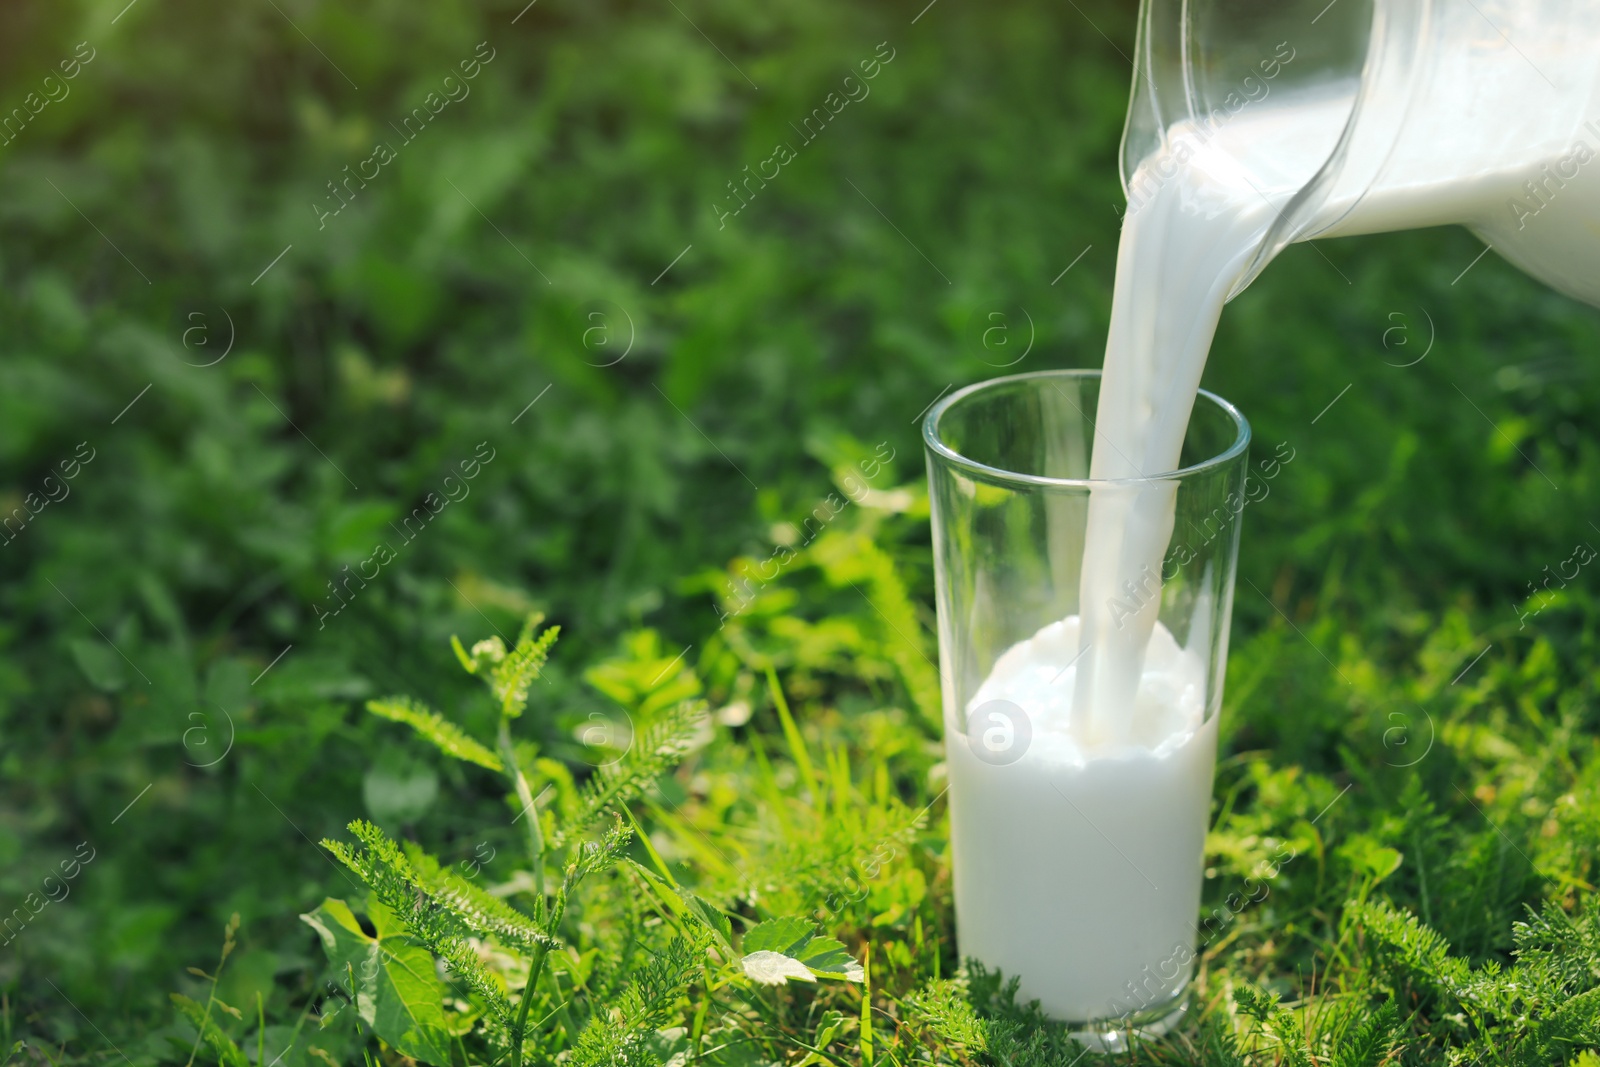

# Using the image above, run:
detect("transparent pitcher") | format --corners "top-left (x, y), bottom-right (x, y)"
top-left (1122, 0), bottom-right (1600, 306)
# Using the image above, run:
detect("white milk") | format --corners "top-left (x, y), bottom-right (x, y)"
top-left (956, 51), bottom-right (1600, 1020)
top-left (950, 617), bottom-right (1215, 1021)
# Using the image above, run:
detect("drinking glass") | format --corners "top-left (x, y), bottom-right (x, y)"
top-left (923, 368), bottom-right (1250, 1049)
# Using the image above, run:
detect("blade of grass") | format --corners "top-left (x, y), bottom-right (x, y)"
top-left (623, 804), bottom-right (678, 887)
top-left (766, 667), bottom-right (819, 803)
top-left (860, 942), bottom-right (874, 1067)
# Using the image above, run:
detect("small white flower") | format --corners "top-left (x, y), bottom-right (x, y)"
top-left (716, 701), bottom-right (753, 727)
top-left (471, 637), bottom-right (506, 663)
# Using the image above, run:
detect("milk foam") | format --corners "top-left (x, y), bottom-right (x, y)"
top-left (968, 616), bottom-right (1205, 762)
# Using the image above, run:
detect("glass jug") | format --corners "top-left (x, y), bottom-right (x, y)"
top-left (1121, 0), bottom-right (1600, 306)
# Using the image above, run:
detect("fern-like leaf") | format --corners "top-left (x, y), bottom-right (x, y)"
top-left (547, 701), bottom-right (706, 852)
top-left (1504, 985), bottom-right (1600, 1067)
top-left (902, 978), bottom-right (987, 1055)
top-left (566, 933), bottom-right (703, 1067)
top-left (1348, 899), bottom-right (1477, 1007)
top-left (568, 818), bottom-right (634, 884)
top-left (366, 696), bottom-right (503, 771)
top-left (490, 617), bottom-right (560, 718)
top-left (453, 634), bottom-right (505, 675)
top-left (450, 613), bottom-right (559, 718)
top-left (323, 820), bottom-right (519, 1028)
top-left (1513, 896), bottom-right (1600, 997)
top-left (404, 844), bottom-right (559, 956)
top-left (1331, 1000), bottom-right (1402, 1067)
top-left (1233, 986), bottom-right (1313, 1067)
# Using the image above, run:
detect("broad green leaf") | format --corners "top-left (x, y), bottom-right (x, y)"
top-left (69, 638), bottom-right (127, 692)
top-left (585, 629), bottom-right (701, 717)
top-left (814, 1010), bottom-right (847, 1049)
top-left (796, 937), bottom-right (864, 981)
top-left (621, 856), bottom-right (738, 970)
top-left (742, 916), bottom-right (814, 956)
top-left (681, 890), bottom-right (734, 957)
top-left (203, 658), bottom-right (253, 716)
top-left (362, 746), bottom-right (439, 826)
top-left (740, 918), bottom-right (863, 983)
top-left (625, 857), bottom-right (685, 911)
top-left (299, 898), bottom-right (452, 1066)
top-left (365, 696), bottom-right (502, 771)
top-left (622, 860), bottom-right (733, 956)
top-left (1339, 835), bottom-right (1404, 884)
top-left (322, 500), bottom-right (400, 558)
top-left (796, 1010), bottom-right (847, 1066)
top-left (645, 1027), bottom-right (691, 1064)
top-left (256, 654), bottom-right (371, 704)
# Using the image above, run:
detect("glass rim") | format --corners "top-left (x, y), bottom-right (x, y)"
top-left (922, 368), bottom-right (1251, 489)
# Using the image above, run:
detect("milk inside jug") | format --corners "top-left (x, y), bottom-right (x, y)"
top-left (946, 0), bottom-right (1600, 1038)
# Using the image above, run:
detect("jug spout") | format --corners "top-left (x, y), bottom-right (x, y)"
top-left (1121, 0), bottom-right (1600, 307)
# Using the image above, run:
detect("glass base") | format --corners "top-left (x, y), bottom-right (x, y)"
top-left (1065, 986), bottom-right (1189, 1054)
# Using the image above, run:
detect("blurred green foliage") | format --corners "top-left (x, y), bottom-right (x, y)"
top-left (2, 0), bottom-right (1600, 1062)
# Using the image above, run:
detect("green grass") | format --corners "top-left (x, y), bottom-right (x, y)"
top-left (2, 0), bottom-right (1600, 1064)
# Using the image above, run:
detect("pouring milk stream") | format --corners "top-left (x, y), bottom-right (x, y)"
top-left (949, 0), bottom-right (1600, 1026)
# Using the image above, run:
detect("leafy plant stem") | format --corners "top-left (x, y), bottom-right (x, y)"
top-left (183, 917), bottom-right (236, 1067)
top-left (511, 943), bottom-right (551, 1067)
top-left (860, 942), bottom-right (873, 1067)
top-left (499, 716), bottom-right (547, 900)
top-left (543, 959), bottom-right (580, 1047)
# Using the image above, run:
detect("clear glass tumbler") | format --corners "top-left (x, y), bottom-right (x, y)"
top-left (923, 369), bottom-right (1250, 1049)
